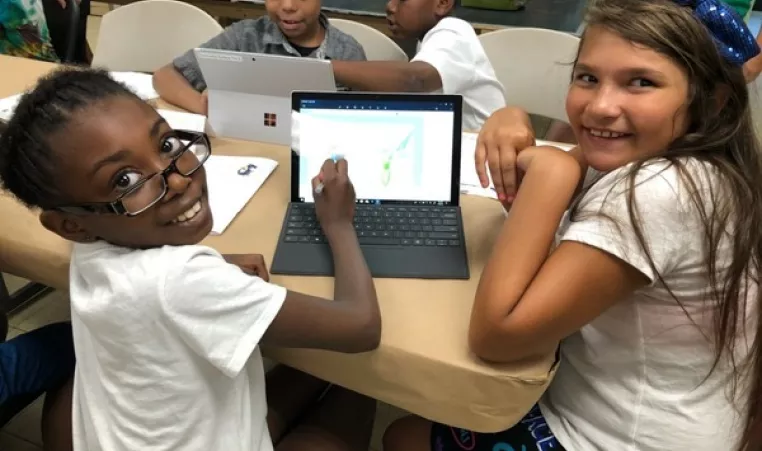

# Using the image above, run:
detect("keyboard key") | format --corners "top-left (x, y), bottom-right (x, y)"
top-left (434, 226), bottom-right (458, 232)
top-left (443, 213), bottom-right (457, 219)
top-left (443, 219), bottom-right (457, 226)
top-left (437, 240), bottom-right (448, 246)
top-left (413, 239), bottom-right (424, 245)
top-left (424, 239), bottom-right (437, 246)
top-left (359, 237), bottom-right (401, 245)
top-left (286, 228), bottom-right (307, 236)
top-left (298, 236), bottom-right (310, 243)
top-left (429, 232), bottom-right (458, 239)
top-left (448, 240), bottom-right (460, 246)
top-left (401, 239), bottom-right (412, 245)
top-left (285, 236), bottom-right (298, 242)
top-left (311, 236), bottom-right (324, 243)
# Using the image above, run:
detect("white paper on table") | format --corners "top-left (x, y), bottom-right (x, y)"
top-left (204, 155), bottom-right (278, 235)
top-left (459, 132), bottom-right (574, 199)
top-left (109, 71), bottom-right (158, 100)
top-left (0, 94), bottom-right (22, 122)
top-left (157, 109), bottom-right (207, 133)
top-left (0, 73), bottom-right (157, 123)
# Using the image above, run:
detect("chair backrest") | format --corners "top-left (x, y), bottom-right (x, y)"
top-left (91, 0), bottom-right (223, 72)
top-left (328, 18), bottom-right (408, 61)
top-left (478, 27), bottom-right (580, 123)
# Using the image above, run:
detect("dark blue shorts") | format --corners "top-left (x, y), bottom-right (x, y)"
top-left (431, 405), bottom-right (565, 451)
top-left (0, 322), bottom-right (75, 406)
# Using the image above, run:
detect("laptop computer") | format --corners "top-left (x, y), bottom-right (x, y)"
top-left (271, 91), bottom-right (469, 280)
top-left (193, 49), bottom-right (336, 145)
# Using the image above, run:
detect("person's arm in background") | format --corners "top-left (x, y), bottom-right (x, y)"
top-left (332, 60), bottom-right (442, 92)
top-left (333, 25), bottom-right (473, 93)
top-left (745, 29), bottom-right (762, 83)
top-left (153, 20), bottom-right (250, 114)
top-left (152, 66), bottom-right (208, 114)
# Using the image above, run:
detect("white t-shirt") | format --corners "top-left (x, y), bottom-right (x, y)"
top-left (412, 17), bottom-right (506, 130)
top-left (540, 159), bottom-right (755, 451)
top-left (69, 242), bottom-right (287, 451)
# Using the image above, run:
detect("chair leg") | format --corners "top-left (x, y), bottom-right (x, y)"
top-left (0, 274), bottom-right (55, 316)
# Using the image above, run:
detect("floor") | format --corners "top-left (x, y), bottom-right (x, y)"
top-left (4, 5), bottom-right (762, 450)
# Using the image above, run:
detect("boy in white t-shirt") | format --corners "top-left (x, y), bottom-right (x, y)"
top-left (0, 68), bottom-right (380, 451)
top-left (331, 0), bottom-right (506, 130)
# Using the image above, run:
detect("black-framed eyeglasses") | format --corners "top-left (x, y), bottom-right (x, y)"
top-left (55, 130), bottom-right (212, 216)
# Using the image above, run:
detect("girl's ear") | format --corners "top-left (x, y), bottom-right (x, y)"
top-left (39, 210), bottom-right (95, 243)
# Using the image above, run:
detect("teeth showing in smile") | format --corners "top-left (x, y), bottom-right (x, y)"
top-left (171, 200), bottom-right (202, 224)
top-left (589, 128), bottom-right (627, 139)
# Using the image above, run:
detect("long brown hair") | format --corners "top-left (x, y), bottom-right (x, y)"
top-left (572, 1), bottom-right (762, 449)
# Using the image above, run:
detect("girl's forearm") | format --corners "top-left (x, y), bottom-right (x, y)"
top-left (473, 150), bottom-right (582, 321)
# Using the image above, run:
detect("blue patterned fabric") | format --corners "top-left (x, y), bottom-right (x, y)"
top-left (674, 0), bottom-right (760, 65)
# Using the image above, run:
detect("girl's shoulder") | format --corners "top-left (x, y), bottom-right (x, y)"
top-left (583, 157), bottom-right (721, 213)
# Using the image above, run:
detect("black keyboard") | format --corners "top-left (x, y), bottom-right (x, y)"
top-left (283, 204), bottom-right (462, 247)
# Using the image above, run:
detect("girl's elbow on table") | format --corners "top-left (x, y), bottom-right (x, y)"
top-left (468, 298), bottom-right (558, 363)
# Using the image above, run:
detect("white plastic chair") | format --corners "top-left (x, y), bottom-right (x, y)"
top-left (91, 0), bottom-right (223, 72)
top-left (478, 28), bottom-right (580, 123)
top-left (329, 18), bottom-right (408, 62)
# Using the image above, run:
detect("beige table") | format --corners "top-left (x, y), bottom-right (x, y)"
top-left (0, 55), bottom-right (557, 432)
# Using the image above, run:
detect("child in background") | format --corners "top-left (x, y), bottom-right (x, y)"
top-left (331, 0), bottom-right (505, 130)
top-left (384, 0), bottom-right (762, 450)
top-left (153, 0), bottom-right (366, 115)
top-left (0, 68), bottom-right (379, 451)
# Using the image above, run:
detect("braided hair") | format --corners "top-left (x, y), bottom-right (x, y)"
top-left (0, 68), bottom-right (140, 210)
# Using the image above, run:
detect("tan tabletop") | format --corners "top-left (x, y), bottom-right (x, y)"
top-left (0, 55), bottom-right (556, 432)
